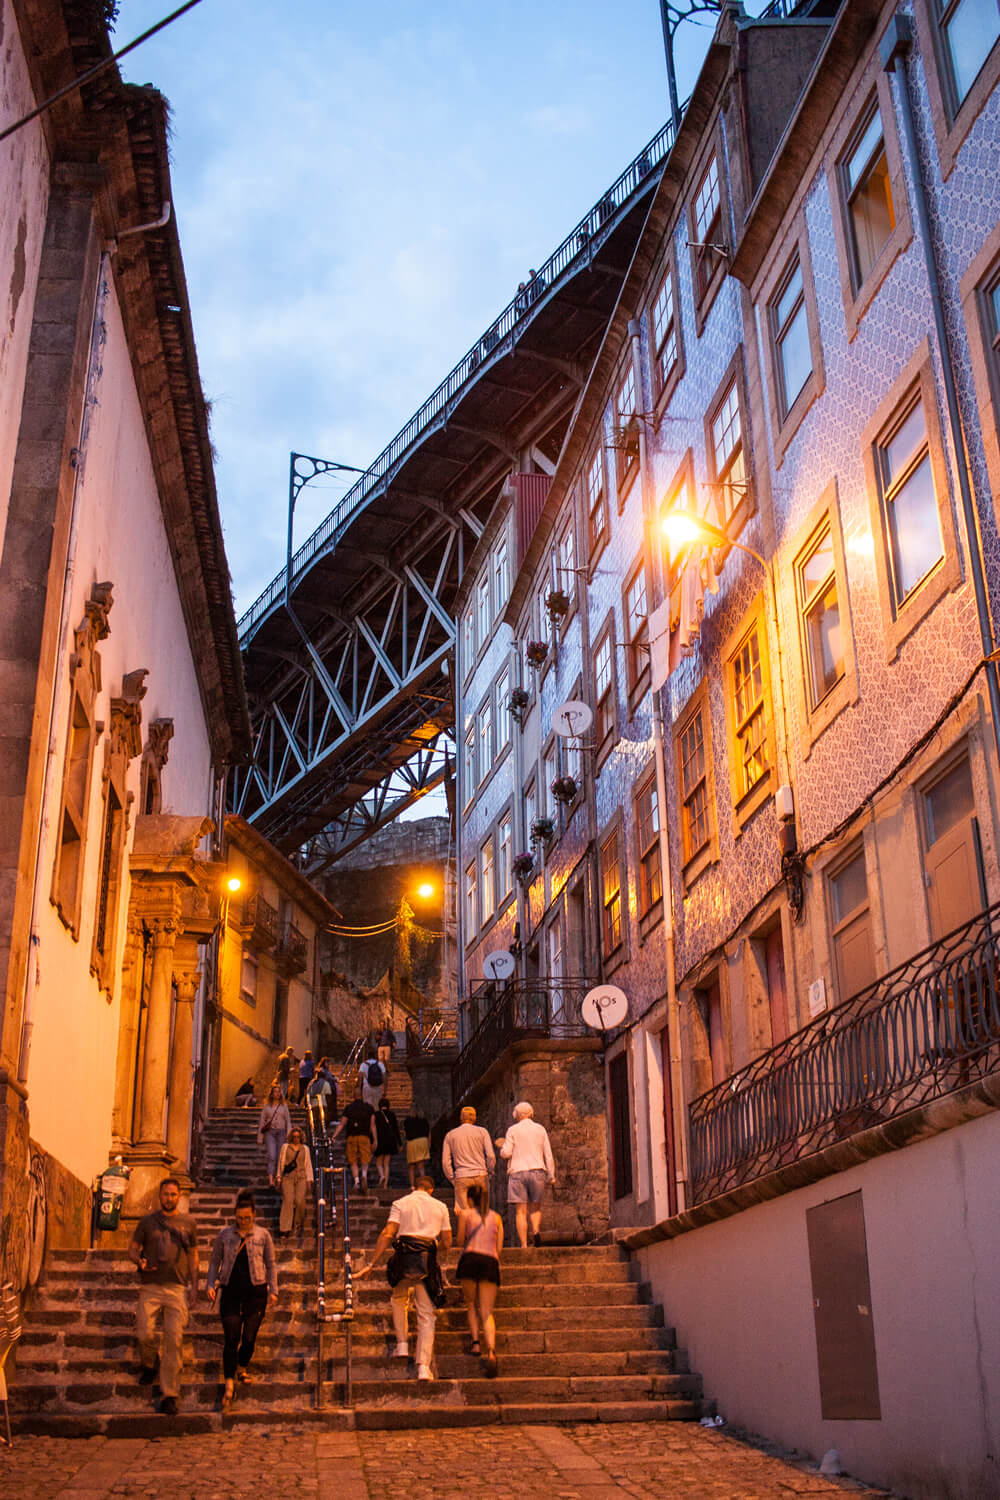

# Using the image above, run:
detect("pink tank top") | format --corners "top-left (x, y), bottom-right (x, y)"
top-left (463, 1211), bottom-right (500, 1260)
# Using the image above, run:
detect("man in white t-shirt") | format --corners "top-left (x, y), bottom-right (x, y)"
top-left (355, 1177), bottom-right (452, 1380)
top-left (495, 1101), bottom-right (556, 1248)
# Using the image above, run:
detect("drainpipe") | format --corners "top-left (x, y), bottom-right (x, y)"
top-left (454, 624), bottom-right (467, 1033)
top-left (17, 255), bottom-right (111, 1085)
top-left (631, 318), bottom-right (689, 1214)
top-left (881, 16), bottom-right (1000, 768)
top-left (511, 641), bottom-right (528, 981)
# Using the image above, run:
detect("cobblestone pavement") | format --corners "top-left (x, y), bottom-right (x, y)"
top-left (0, 1423), bottom-right (893, 1499)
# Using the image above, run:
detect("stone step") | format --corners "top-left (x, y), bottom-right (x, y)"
top-left (40, 1259), bottom-right (634, 1290)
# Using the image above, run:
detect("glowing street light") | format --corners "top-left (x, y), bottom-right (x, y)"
top-left (415, 882), bottom-right (435, 900)
top-left (226, 875), bottom-right (243, 894)
top-left (659, 505), bottom-right (766, 567)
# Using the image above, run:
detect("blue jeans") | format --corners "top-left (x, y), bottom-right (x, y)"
top-left (264, 1129), bottom-right (284, 1178)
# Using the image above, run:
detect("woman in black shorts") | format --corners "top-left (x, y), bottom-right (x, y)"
top-left (455, 1182), bottom-right (503, 1376)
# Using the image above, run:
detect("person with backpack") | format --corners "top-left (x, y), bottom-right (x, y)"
top-left (360, 1053), bottom-right (385, 1108)
top-left (297, 1049), bottom-right (315, 1103)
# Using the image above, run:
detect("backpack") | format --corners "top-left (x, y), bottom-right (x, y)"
top-left (366, 1060), bottom-right (384, 1088)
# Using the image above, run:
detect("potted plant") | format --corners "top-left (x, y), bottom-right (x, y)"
top-left (509, 686), bottom-right (531, 725)
top-left (545, 588), bottom-right (570, 621)
top-left (551, 774), bottom-right (579, 804)
top-left (525, 639), bottom-right (548, 669)
top-left (530, 816), bottom-right (555, 844)
top-left (512, 852), bottom-right (535, 883)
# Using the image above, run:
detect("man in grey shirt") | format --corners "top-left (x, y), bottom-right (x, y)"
top-left (441, 1106), bottom-right (496, 1213)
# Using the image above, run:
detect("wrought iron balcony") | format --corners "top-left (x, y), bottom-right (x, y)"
top-left (276, 919), bottom-right (308, 976)
top-left (453, 978), bottom-right (592, 1101)
top-left (236, 892), bottom-right (278, 950)
top-left (689, 900), bottom-right (1000, 1205)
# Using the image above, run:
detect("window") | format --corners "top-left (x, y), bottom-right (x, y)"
top-left (462, 609), bottom-right (475, 670)
top-left (771, 258), bottom-right (811, 420)
top-left (635, 777), bottom-right (662, 917)
top-left (240, 948), bottom-right (258, 1005)
top-left (476, 574), bottom-right (491, 649)
top-left (524, 778), bottom-right (537, 840)
top-left (464, 860), bottom-right (478, 936)
top-left (609, 1052), bottom-right (633, 1199)
top-left (593, 624), bottom-right (616, 760)
top-left (936, 0), bottom-right (1000, 111)
top-left (796, 521), bottom-right (844, 710)
top-left (614, 363), bottom-right (639, 491)
top-left (623, 560), bottom-right (649, 702)
top-left (960, 229), bottom-right (1000, 526)
top-left (692, 152), bottom-right (722, 299)
top-left (462, 726), bottom-right (475, 804)
top-left (495, 667), bottom-right (511, 751)
top-left (558, 521), bottom-right (576, 611)
top-left (92, 782), bottom-right (124, 983)
top-left (651, 260), bottom-right (680, 399)
top-left (676, 687), bottom-right (714, 873)
top-left (876, 391), bottom-right (944, 610)
top-left (497, 812), bottom-right (512, 899)
top-left (542, 741), bottom-right (557, 818)
top-left (586, 450), bottom-right (607, 555)
top-left (478, 699), bottom-right (493, 782)
top-left (841, 105), bottom-right (895, 293)
top-left (709, 378), bottom-right (746, 524)
top-left (481, 837), bottom-right (495, 921)
top-left (724, 606), bottom-right (774, 824)
top-left (600, 827), bottom-right (623, 956)
top-left (492, 533), bottom-right (510, 614)
top-left (828, 845), bottom-right (877, 1001)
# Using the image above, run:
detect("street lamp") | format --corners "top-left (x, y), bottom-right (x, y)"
top-left (415, 882), bottom-right (435, 900)
top-left (226, 876), bottom-right (242, 894)
top-left (659, 505), bottom-right (766, 567)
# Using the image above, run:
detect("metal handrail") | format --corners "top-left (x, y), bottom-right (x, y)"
top-left (237, 119), bottom-right (676, 642)
top-left (688, 899), bottom-right (1000, 1204)
top-left (338, 1037), bottom-right (365, 1084)
top-left (306, 1095), bottom-right (355, 1408)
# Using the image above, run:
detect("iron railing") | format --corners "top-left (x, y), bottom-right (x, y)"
top-left (276, 920), bottom-right (308, 974)
top-left (689, 900), bottom-right (1000, 1204)
top-left (237, 120), bottom-right (675, 642)
top-left (236, 892), bottom-right (278, 948)
top-left (306, 1095), bottom-right (355, 1407)
top-left (452, 977), bottom-right (592, 1101)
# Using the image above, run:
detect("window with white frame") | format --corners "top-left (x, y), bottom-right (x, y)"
top-left (587, 450), bottom-right (607, 554)
top-left (770, 256), bottom-right (812, 420)
top-left (524, 778), bottom-right (537, 838)
top-left (481, 836), bottom-right (495, 921)
top-left (462, 608), bottom-right (475, 668)
top-left (464, 860), bottom-right (478, 935)
top-left (709, 379), bottom-right (746, 524)
top-left (796, 520), bottom-right (844, 710)
top-left (840, 103), bottom-right (896, 292)
top-left (593, 626), bottom-right (616, 754)
top-left (495, 667), bottom-right (511, 751)
top-left (543, 741), bottom-right (557, 817)
top-left (492, 533), bottom-right (510, 614)
top-left (615, 364), bottom-right (639, 488)
top-left (651, 262), bottom-right (679, 396)
top-left (875, 390), bottom-right (944, 610)
top-left (463, 726), bottom-right (476, 802)
top-left (558, 522), bottom-right (576, 609)
top-left (635, 776), bottom-right (662, 916)
top-left (240, 948), bottom-right (258, 1005)
top-left (693, 153), bottom-right (722, 298)
top-left (497, 812), bottom-right (512, 898)
top-left (624, 561), bottom-right (648, 699)
top-left (476, 574), bottom-right (491, 649)
top-left (478, 699), bottom-right (493, 782)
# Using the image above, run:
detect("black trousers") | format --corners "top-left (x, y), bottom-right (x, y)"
top-left (219, 1283), bottom-right (268, 1380)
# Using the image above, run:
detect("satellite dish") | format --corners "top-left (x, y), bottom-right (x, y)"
top-left (483, 949), bottom-right (516, 982)
top-left (581, 984), bottom-right (629, 1031)
top-left (552, 699), bottom-right (593, 738)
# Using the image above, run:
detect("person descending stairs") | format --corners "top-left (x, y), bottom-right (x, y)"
top-left (10, 1100), bottom-right (708, 1433)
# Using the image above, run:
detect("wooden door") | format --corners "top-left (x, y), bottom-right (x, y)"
top-left (765, 925), bottom-right (789, 1044)
top-left (659, 1024), bottom-right (678, 1219)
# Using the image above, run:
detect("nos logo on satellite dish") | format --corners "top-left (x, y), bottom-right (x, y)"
top-left (580, 984), bottom-right (629, 1031)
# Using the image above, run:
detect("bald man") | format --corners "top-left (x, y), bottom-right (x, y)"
top-left (441, 1106), bottom-right (496, 1213)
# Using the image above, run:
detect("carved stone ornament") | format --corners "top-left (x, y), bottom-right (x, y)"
top-left (69, 581), bottom-right (114, 693)
top-left (109, 669), bottom-right (149, 765)
top-left (146, 718), bottom-right (174, 769)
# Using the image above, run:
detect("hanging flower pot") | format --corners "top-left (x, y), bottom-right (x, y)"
top-left (530, 816), bottom-right (555, 844)
top-left (512, 852), bottom-right (535, 883)
top-left (525, 639), bottom-right (548, 669)
top-left (509, 687), bottom-right (531, 725)
top-left (545, 588), bottom-right (570, 621)
top-left (551, 775), bottom-right (579, 805)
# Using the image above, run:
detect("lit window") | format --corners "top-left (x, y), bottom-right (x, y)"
top-left (594, 631), bottom-right (615, 749)
top-left (481, 837), bottom-right (495, 919)
top-left (710, 380), bottom-right (746, 522)
top-left (495, 667), bottom-right (511, 750)
top-left (771, 257), bottom-right (812, 418)
top-left (677, 706), bottom-right (710, 864)
top-left (465, 860), bottom-right (478, 934)
top-left (497, 813), bottom-right (512, 897)
top-left (730, 625), bottom-right (769, 800)
top-left (841, 106), bottom-right (895, 291)
top-left (937, 0), bottom-right (1000, 110)
top-left (601, 829), bottom-right (623, 955)
top-left (478, 699), bottom-right (493, 781)
top-left (636, 779), bottom-right (661, 915)
top-left (693, 154), bottom-right (722, 298)
top-left (493, 534), bottom-right (510, 613)
top-left (587, 451), bottom-right (607, 552)
top-left (651, 265), bottom-right (679, 393)
top-left (876, 393), bottom-right (943, 608)
top-left (796, 523), bottom-right (844, 709)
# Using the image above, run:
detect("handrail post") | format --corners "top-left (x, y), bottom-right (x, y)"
top-left (341, 1165), bottom-right (353, 1407)
top-left (316, 1161), bottom-right (326, 1409)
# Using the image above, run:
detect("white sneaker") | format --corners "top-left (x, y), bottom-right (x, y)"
top-left (392, 1342), bottom-right (409, 1358)
top-left (416, 1364), bottom-right (433, 1381)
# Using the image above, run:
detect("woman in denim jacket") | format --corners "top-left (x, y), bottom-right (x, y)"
top-left (206, 1190), bottom-right (278, 1408)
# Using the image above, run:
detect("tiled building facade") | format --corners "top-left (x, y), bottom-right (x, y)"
top-left (456, 2), bottom-right (1000, 1491)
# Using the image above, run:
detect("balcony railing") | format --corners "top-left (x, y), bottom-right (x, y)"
top-left (452, 978), bottom-right (592, 1102)
top-left (689, 900), bottom-right (1000, 1205)
top-left (236, 892), bottom-right (278, 950)
top-left (276, 919), bottom-right (308, 976)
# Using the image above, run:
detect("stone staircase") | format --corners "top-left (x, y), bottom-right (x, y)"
top-left (10, 1104), bottom-right (707, 1433)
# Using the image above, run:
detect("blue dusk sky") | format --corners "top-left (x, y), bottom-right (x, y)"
top-left (118, 0), bottom-right (740, 617)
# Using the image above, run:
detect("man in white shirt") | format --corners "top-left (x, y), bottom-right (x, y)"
top-left (442, 1106), bottom-right (496, 1213)
top-left (355, 1177), bottom-right (452, 1380)
top-left (495, 1101), bottom-right (556, 1249)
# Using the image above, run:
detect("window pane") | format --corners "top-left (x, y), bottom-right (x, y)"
top-left (849, 138), bottom-right (895, 286)
top-left (680, 715), bottom-right (705, 796)
top-left (888, 453), bottom-right (943, 600)
top-left (778, 299), bottom-right (812, 413)
top-left (944, 0), bottom-right (1000, 104)
top-left (733, 633), bottom-right (763, 726)
top-left (806, 580), bottom-right (844, 705)
top-left (712, 382), bottom-right (741, 470)
top-left (831, 849), bottom-right (867, 925)
top-left (845, 110), bottom-right (884, 192)
top-left (883, 400), bottom-right (927, 484)
top-left (653, 273), bottom-right (674, 351)
top-left (989, 278), bottom-right (1000, 337)
top-left (775, 263), bottom-right (804, 331)
top-left (595, 637), bottom-right (612, 698)
top-left (695, 156), bottom-right (720, 239)
top-left (800, 531), bottom-right (834, 600)
top-left (925, 756), bottom-right (974, 844)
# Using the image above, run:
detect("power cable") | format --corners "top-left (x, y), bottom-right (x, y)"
top-left (0, 0), bottom-right (206, 145)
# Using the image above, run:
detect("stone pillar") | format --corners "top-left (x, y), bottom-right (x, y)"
top-left (111, 916), bottom-right (145, 1151)
top-left (137, 916), bottom-right (178, 1146)
top-left (165, 956), bottom-right (199, 1177)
